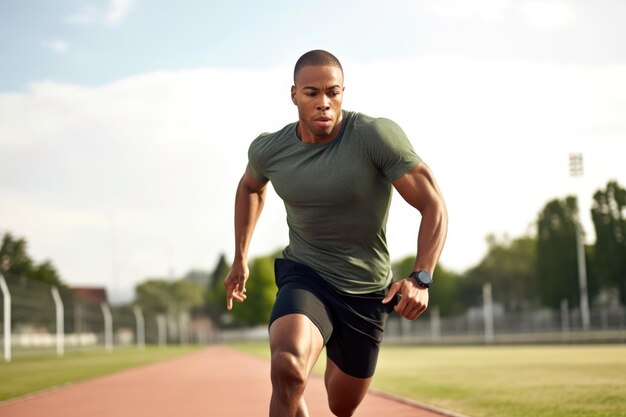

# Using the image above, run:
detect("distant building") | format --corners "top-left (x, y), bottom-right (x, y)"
top-left (71, 287), bottom-right (108, 304)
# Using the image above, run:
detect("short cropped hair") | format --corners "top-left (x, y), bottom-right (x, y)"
top-left (293, 50), bottom-right (344, 83)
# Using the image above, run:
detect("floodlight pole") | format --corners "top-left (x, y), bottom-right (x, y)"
top-left (569, 153), bottom-right (591, 330)
top-left (482, 282), bottom-right (495, 344)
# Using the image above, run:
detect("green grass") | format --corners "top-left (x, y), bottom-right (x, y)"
top-left (4, 342), bottom-right (625, 417)
top-left (229, 342), bottom-right (626, 417)
top-left (0, 346), bottom-right (201, 402)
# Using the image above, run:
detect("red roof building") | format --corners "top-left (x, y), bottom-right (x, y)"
top-left (71, 287), bottom-right (108, 304)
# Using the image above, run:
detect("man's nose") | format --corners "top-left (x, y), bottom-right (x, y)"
top-left (316, 96), bottom-right (330, 111)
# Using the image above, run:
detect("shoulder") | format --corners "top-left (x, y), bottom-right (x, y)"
top-left (349, 111), bottom-right (420, 177)
top-left (349, 112), bottom-right (409, 149)
top-left (354, 113), bottom-right (405, 138)
top-left (249, 131), bottom-right (271, 153)
top-left (249, 122), bottom-right (296, 156)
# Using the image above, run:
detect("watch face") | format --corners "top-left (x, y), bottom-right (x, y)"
top-left (410, 270), bottom-right (432, 287)
top-left (417, 271), bottom-right (432, 285)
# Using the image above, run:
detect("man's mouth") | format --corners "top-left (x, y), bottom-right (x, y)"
top-left (314, 116), bottom-right (332, 128)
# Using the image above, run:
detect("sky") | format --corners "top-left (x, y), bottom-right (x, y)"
top-left (1, 0), bottom-right (625, 303)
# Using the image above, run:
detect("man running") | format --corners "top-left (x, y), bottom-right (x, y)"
top-left (224, 50), bottom-right (448, 417)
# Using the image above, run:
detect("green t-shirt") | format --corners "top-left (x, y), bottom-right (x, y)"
top-left (247, 110), bottom-right (421, 294)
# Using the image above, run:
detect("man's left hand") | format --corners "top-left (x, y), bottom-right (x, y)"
top-left (382, 278), bottom-right (429, 320)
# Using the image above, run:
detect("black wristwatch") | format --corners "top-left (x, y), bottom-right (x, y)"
top-left (408, 270), bottom-right (432, 289)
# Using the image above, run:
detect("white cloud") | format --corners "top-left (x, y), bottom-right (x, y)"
top-left (425, 0), bottom-right (577, 29)
top-left (426, 0), bottom-right (511, 21)
top-left (521, 1), bottom-right (575, 29)
top-left (65, 0), bottom-right (133, 26)
top-left (0, 66), bottom-right (293, 301)
top-left (41, 39), bottom-right (70, 53)
top-left (105, 0), bottom-right (132, 24)
top-left (64, 5), bottom-right (99, 25)
top-left (1, 57), bottom-right (625, 301)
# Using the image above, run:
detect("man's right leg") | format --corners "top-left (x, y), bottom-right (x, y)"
top-left (269, 313), bottom-right (325, 417)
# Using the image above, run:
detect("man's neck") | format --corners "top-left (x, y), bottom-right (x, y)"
top-left (297, 114), bottom-right (344, 145)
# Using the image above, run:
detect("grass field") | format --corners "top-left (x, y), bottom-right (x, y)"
top-left (0, 346), bottom-right (201, 402)
top-left (3, 343), bottom-right (625, 417)
top-left (231, 342), bottom-right (626, 417)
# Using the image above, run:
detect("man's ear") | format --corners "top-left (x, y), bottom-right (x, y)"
top-left (291, 85), bottom-right (297, 105)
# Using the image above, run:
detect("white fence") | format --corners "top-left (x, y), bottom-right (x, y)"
top-left (384, 284), bottom-right (626, 345)
top-left (2, 274), bottom-right (625, 362)
top-left (0, 273), bottom-right (214, 362)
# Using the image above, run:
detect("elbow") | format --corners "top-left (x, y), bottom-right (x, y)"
top-left (423, 195), bottom-right (448, 232)
top-left (438, 199), bottom-right (449, 240)
top-left (437, 196), bottom-right (448, 228)
top-left (433, 204), bottom-right (448, 234)
top-left (439, 196), bottom-right (448, 224)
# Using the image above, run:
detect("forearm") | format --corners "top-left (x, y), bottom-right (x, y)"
top-left (392, 163), bottom-right (448, 277)
top-left (413, 198), bottom-right (448, 276)
top-left (233, 176), bottom-right (266, 263)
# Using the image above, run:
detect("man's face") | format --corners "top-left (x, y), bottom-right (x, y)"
top-left (291, 65), bottom-right (345, 143)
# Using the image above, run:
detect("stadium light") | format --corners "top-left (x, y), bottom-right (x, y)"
top-left (569, 153), bottom-right (590, 330)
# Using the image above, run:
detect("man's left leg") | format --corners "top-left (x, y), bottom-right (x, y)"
top-left (322, 286), bottom-right (395, 417)
top-left (324, 358), bottom-right (371, 417)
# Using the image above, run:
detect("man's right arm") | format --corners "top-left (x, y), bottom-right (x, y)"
top-left (224, 169), bottom-right (268, 310)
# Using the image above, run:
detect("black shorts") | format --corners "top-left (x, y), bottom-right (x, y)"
top-left (269, 258), bottom-right (398, 379)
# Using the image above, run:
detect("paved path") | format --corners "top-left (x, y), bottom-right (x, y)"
top-left (0, 346), bottom-right (460, 417)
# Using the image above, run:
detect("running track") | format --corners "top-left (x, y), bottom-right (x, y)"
top-left (0, 346), bottom-right (464, 417)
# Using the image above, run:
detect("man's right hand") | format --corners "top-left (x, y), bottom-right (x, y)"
top-left (224, 262), bottom-right (249, 310)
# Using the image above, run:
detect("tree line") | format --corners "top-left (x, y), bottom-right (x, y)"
top-left (2, 180), bottom-right (624, 328)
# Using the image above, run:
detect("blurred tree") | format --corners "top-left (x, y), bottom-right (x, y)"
top-left (0, 232), bottom-right (67, 331)
top-left (135, 280), bottom-right (173, 314)
top-left (29, 260), bottom-right (63, 286)
top-left (183, 269), bottom-right (211, 285)
top-left (206, 253), bottom-right (230, 321)
top-left (392, 256), bottom-right (462, 316)
top-left (172, 279), bottom-right (207, 313)
top-left (210, 250), bottom-right (283, 326)
top-left (591, 180), bottom-right (626, 305)
top-left (459, 235), bottom-right (538, 311)
top-left (0, 232), bottom-right (63, 286)
top-left (134, 279), bottom-right (206, 315)
top-left (0, 233), bottom-right (34, 277)
top-left (209, 254), bottom-right (229, 290)
top-left (229, 255), bottom-right (277, 325)
top-left (430, 267), bottom-right (463, 316)
top-left (536, 197), bottom-right (586, 308)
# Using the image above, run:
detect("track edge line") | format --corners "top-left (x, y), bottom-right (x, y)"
top-left (367, 388), bottom-right (472, 417)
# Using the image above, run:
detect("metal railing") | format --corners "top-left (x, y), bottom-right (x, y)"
top-left (2, 273), bottom-right (624, 361)
top-left (385, 301), bottom-right (626, 345)
top-left (0, 273), bottom-right (215, 361)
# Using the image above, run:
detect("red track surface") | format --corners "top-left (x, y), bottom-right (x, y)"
top-left (0, 346), bottom-right (458, 417)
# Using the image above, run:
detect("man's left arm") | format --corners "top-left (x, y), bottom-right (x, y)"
top-left (382, 162), bottom-right (448, 320)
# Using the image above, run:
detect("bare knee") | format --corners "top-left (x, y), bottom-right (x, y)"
top-left (271, 350), bottom-right (308, 396)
